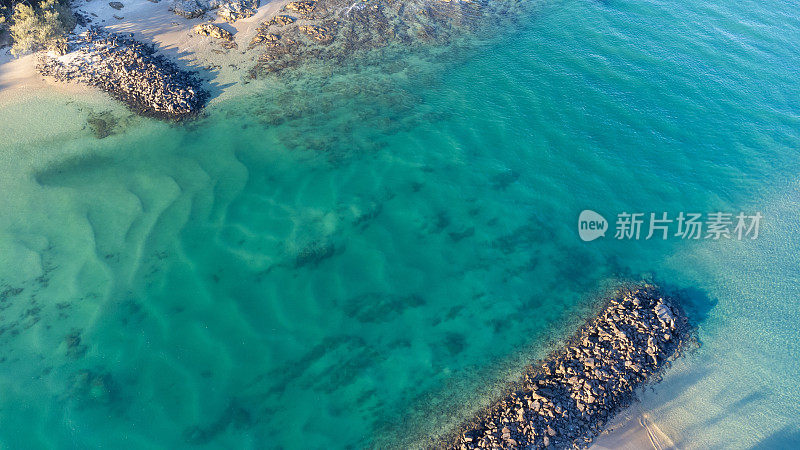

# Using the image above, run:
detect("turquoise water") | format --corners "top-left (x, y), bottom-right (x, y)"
top-left (1, 0), bottom-right (799, 448)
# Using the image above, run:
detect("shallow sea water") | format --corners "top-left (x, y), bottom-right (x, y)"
top-left (0, 0), bottom-right (799, 448)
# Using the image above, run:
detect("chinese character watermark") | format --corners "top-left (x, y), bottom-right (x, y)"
top-left (579, 210), bottom-right (762, 241)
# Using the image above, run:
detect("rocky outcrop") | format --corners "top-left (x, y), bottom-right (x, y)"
top-left (38, 30), bottom-right (208, 121)
top-left (269, 14), bottom-right (296, 26)
top-left (194, 22), bottom-right (237, 48)
top-left (170, 0), bottom-right (206, 18)
top-left (248, 0), bottom-right (485, 77)
top-left (194, 22), bottom-right (233, 40)
top-left (444, 285), bottom-right (693, 449)
top-left (251, 37), bottom-right (301, 73)
top-left (283, 1), bottom-right (316, 15)
top-left (299, 24), bottom-right (333, 44)
top-left (249, 25), bottom-right (280, 48)
top-left (216, 0), bottom-right (259, 22)
top-left (169, 0), bottom-right (258, 21)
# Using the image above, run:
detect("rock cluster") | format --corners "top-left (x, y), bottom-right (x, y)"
top-left (249, 26), bottom-right (281, 48)
top-left (253, 37), bottom-right (300, 73)
top-left (170, 0), bottom-right (258, 21)
top-left (299, 24), bottom-right (333, 43)
top-left (247, 0), bottom-right (485, 77)
top-left (170, 0), bottom-right (206, 18)
top-left (284, 1), bottom-right (316, 15)
top-left (216, 0), bottom-right (258, 22)
top-left (269, 14), bottom-right (296, 26)
top-left (38, 30), bottom-right (208, 120)
top-left (445, 286), bottom-right (692, 449)
top-left (194, 22), bottom-right (234, 41)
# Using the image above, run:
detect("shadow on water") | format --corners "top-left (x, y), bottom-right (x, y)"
top-left (663, 284), bottom-right (718, 327)
top-left (34, 153), bottom-right (118, 187)
top-left (754, 425), bottom-right (800, 449)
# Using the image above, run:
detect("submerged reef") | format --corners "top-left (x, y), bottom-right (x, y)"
top-left (443, 285), bottom-right (693, 449)
top-left (38, 29), bottom-right (208, 121)
top-left (247, 0), bottom-right (491, 77)
top-left (33, 0), bottom-right (524, 119)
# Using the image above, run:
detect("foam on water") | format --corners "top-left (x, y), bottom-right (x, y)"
top-left (0, 0), bottom-right (799, 447)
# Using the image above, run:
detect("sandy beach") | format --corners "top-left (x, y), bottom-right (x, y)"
top-left (590, 407), bottom-right (676, 450)
top-left (0, 49), bottom-right (95, 105)
top-left (0, 0), bottom-right (292, 107)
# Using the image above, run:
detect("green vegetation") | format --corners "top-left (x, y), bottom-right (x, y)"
top-left (4, 0), bottom-right (75, 55)
top-left (0, 9), bottom-right (7, 37)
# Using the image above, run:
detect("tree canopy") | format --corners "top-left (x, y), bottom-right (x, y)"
top-left (6, 0), bottom-right (74, 55)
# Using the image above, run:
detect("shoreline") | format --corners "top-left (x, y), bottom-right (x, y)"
top-left (0, 50), bottom-right (100, 106)
top-left (1, 0), bottom-right (494, 113)
top-left (441, 285), bottom-right (693, 449)
top-left (1, 3), bottom-right (689, 449)
top-left (590, 407), bottom-right (676, 450)
top-left (38, 30), bottom-right (210, 120)
top-left (0, 0), bottom-right (293, 110)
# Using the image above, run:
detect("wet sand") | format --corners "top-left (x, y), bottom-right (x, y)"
top-left (591, 407), bottom-right (676, 450)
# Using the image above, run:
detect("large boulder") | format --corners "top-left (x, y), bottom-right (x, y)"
top-left (193, 22), bottom-right (233, 40)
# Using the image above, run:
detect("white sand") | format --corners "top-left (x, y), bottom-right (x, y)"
top-left (0, 47), bottom-right (102, 106)
top-left (0, 0), bottom-right (291, 106)
top-left (591, 406), bottom-right (677, 450)
top-left (74, 0), bottom-right (291, 56)
top-left (0, 50), bottom-right (44, 97)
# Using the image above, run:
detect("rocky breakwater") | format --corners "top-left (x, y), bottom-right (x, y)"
top-left (446, 285), bottom-right (693, 449)
top-left (38, 30), bottom-right (208, 121)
